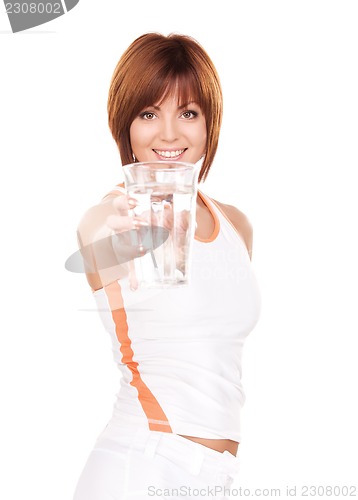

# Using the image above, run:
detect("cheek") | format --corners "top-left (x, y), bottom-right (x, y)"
top-left (202, 129), bottom-right (207, 150)
top-left (129, 121), bottom-right (153, 149)
top-left (129, 122), bottom-right (156, 162)
top-left (195, 123), bottom-right (207, 152)
top-left (129, 122), bottom-right (140, 150)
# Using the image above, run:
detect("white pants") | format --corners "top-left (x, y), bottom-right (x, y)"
top-left (73, 419), bottom-right (241, 500)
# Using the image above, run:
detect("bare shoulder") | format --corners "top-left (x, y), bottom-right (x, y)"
top-left (211, 198), bottom-right (253, 260)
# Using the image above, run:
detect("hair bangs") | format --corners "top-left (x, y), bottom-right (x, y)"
top-left (134, 68), bottom-right (204, 115)
top-left (158, 71), bottom-right (203, 110)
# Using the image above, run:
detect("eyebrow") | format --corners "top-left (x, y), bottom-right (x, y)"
top-left (151, 101), bottom-right (197, 110)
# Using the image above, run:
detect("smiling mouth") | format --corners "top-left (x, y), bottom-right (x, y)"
top-left (153, 148), bottom-right (187, 159)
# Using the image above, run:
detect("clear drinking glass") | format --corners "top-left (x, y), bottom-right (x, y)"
top-left (122, 161), bottom-right (200, 289)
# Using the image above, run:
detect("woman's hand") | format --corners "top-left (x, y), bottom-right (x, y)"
top-left (77, 194), bottom-right (149, 291)
top-left (105, 195), bottom-right (150, 256)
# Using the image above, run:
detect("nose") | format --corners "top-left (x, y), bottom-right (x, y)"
top-left (159, 117), bottom-right (179, 143)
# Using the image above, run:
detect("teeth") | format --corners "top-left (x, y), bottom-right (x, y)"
top-left (154, 149), bottom-right (185, 158)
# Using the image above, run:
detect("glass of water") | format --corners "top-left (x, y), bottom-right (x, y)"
top-left (122, 161), bottom-right (200, 288)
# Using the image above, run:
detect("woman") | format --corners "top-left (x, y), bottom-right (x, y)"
top-left (73, 32), bottom-right (261, 499)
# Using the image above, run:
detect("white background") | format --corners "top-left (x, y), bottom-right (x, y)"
top-left (1, 1), bottom-right (357, 498)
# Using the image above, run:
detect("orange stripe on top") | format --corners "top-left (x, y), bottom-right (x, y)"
top-left (195, 190), bottom-right (220, 243)
top-left (104, 281), bottom-right (173, 433)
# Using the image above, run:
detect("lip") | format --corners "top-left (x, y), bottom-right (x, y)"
top-left (152, 148), bottom-right (187, 161)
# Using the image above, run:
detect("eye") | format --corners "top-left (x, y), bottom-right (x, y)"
top-left (139, 111), bottom-right (157, 120)
top-left (181, 110), bottom-right (198, 119)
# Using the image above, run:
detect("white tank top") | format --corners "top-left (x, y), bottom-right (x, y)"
top-left (92, 186), bottom-right (261, 441)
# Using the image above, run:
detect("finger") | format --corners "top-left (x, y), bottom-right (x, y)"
top-left (106, 214), bottom-right (148, 232)
top-left (128, 261), bottom-right (139, 292)
top-left (112, 195), bottom-right (138, 213)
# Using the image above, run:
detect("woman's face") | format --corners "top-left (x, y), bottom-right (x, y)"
top-left (129, 94), bottom-right (207, 164)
